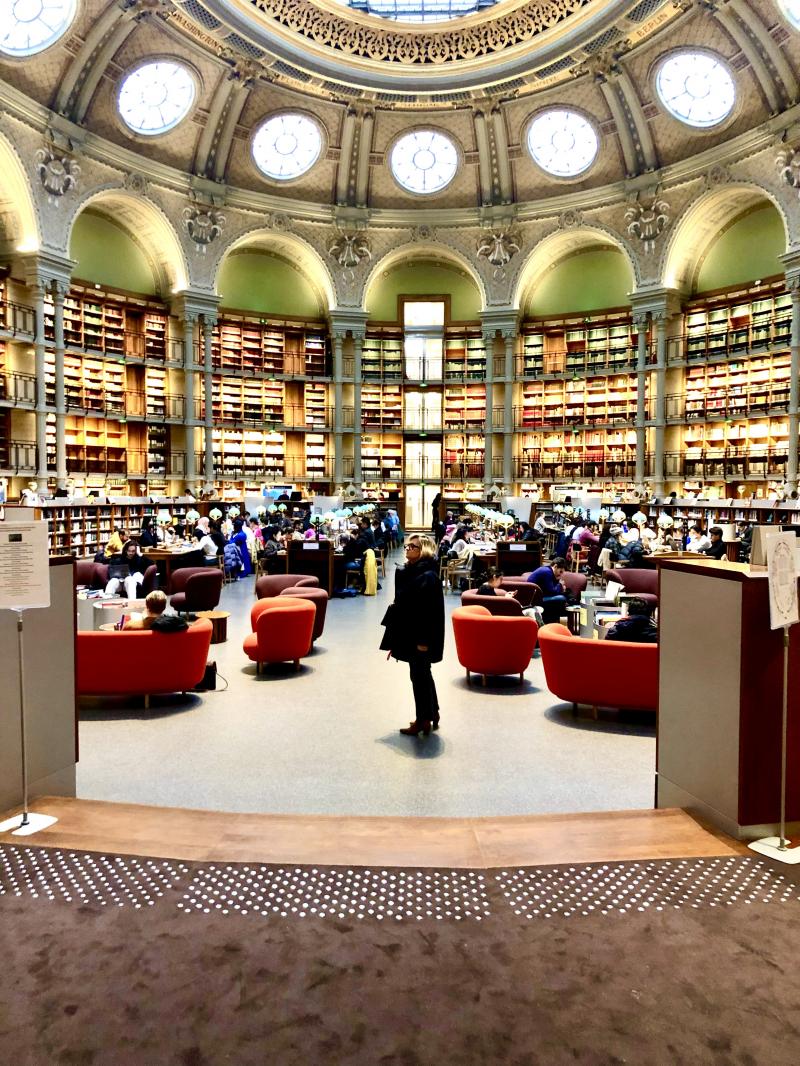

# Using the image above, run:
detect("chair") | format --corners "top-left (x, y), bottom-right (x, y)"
top-left (278, 586), bottom-right (328, 645)
top-left (75, 561), bottom-right (108, 589)
top-left (602, 567), bottom-right (658, 608)
top-left (169, 567), bottom-right (223, 613)
top-left (460, 590), bottom-right (524, 617)
top-left (538, 622), bottom-right (658, 716)
top-left (452, 604), bottom-right (538, 686)
top-left (498, 579), bottom-right (540, 608)
top-left (562, 571), bottom-right (588, 599)
top-left (140, 564), bottom-right (159, 596)
top-left (254, 573), bottom-right (320, 599)
top-left (446, 552), bottom-right (475, 594)
top-left (243, 596), bottom-right (316, 673)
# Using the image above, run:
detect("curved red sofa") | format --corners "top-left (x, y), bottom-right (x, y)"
top-left (538, 622), bottom-right (658, 714)
top-left (452, 604), bottom-right (538, 686)
top-left (77, 619), bottom-right (213, 704)
top-left (244, 596), bottom-right (316, 673)
top-left (461, 590), bottom-right (525, 617)
top-left (254, 574), bottom-right (320, 598)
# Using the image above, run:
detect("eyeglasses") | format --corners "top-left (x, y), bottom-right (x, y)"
top-left (405, 544), bottom-right (421, 552)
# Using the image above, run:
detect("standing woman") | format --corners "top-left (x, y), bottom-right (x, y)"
top-left (381, 534), bottom-right (445, 736)
top-left (430, 491), bottom-right (442, 534)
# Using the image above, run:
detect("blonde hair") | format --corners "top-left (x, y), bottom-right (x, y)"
top-left (409, 534), bottom-right (436, 560)
top-left (144, 590), bottom-right (167, 615)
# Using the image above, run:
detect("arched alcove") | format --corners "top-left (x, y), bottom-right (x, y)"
top-left (525, 246), bottom-right (633, 317)
top-left (70, 209), bottom-right (158, 294)
top-left (693, 203), bottom-right (787, 293)
top-left (217, 249), bottom-right (325, 317)
top-left (514, 228), bottom-right (637, 316)
top-left (0, 133), bottom-right (39, 254)
top-left (68, 191), bottom-right (188, 294)
top-left (365, 258), bottom-right (482, 321)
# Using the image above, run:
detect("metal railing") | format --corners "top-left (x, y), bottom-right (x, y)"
top-left (516, 345), bottom-right (643, 378)
top-left (513, 456), bottom-right (639, 480)
top-left (0, 301), bottom-right (35, 336)
top-left (664, 448), bottom-right (788, 480)
top-left (0, 371), bottom-right (36, 404)
top-left (200, 454), bottom-right (336, 480)
top-left (665, 386), bottom-right (790, 422)
top-left (667, 321), bottom-right (792, 364)
top-left (513, 402), bottom-right (638, 429)
top-left (4, 440), bottom-right (37, 472)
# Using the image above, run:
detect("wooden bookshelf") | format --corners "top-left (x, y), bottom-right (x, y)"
top-left (211, 316), bottom-right (328, 377)
top-left (444, 433), bottom-right (485, 480)
top-left (517, 427), bottom-right (638, 481)
top-left (680, 282), bottom-right (791, 362)
top-left (212, 376), bottom-right (284, 425)
top-left (520, 311), bottom-right (645, 376)
top-left (362, 330), bottom-right (403, 380)
top-left (444, 331), bottom-right (486, 381)
top-left (361, 433), bottom-right (402, 482)
top-left (211, 427), bottom-right (285, 479)
top-left (444, 384), bottom-right (485, 430)
top-left (361, 384), bottom-right (403, 429)
top-left (518, 374), bottom-right (639, 429)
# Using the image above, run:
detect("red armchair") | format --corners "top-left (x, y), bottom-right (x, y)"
top-left (255, 574), bottom-right (320, 598)
top-left (169, 567), bottom-right (223, 612)
top-left (461, 590), bottom-right (525, 617)
top-left (452, 604), bottom-right (538, 686)
top-left (537, 622), bottom-right (658, 715)
top-left (278, 586), bottom-right (328, 644)
top-left (244, 596), bottom-right (316, 673)
top-left (75, 561), bottom-right (157, 594)
top-left (603, 567), bottom-right (658, 608)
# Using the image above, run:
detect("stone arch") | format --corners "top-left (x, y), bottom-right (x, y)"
top-left (363, 242), bottom-right (487, 315)
top-left (0, 130), bottom-right (40, 253)
top-left (512, 225), bottom-right (639, 312)
top-left (212, 228), bottom-right (335, 312)
top-left (67, 187), bottom-right (189, 293)
top-left (662, 183), bottom-right (790, 293)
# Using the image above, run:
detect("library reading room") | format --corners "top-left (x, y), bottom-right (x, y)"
top-left (3, 0), bottom-right (800, 1061)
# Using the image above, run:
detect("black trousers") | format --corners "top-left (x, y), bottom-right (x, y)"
top-left (409, 653), bottom-right (439, 725)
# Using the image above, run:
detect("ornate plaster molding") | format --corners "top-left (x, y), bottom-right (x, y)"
top-left (184, 204), bottom-right (226, 251)
top-left (36, 145), bottom-right (81, 205)
top-left (625, 194), bottom-right (670, 254)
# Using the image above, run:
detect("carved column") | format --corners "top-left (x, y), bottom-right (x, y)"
top-left (31, 283), bottom-right (48, 480)
top-left (653, 312), bottom-right (668, 496)
top-left (352, 332), bottom-right (364, 485)
top-left (787, 278), bottom-right (800, 493)
top-left (183, 312), bottom-right (197, 489)
top-left (332, 332), bottom-right (345, 485)
top-left (355, 111), bottom-right (374, 208)
top-left (51, 282), bottom-right (68, 487)
top-left (634, 312), bottom-right (649, 485)
top-left (482, 332), bottom-right (495, 492)
top-left (503, 330), bottom-right (515, 488)
top-left (202, 314), bottom-right (215, 486)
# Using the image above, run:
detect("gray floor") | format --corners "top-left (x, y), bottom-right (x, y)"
top-left (76, 555), bottom-right (657, 818)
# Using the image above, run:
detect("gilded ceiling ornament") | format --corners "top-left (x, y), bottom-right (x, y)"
top-left (247, 0), bottom-right (592, 66)
top-left (625, 196), bottom-right (670, 254)
top-left (183, 205), bottom-right (225, 251)
top-left (328, 230), bottom-right (371, 269)
top-left (36, 146), bottom-right (80, 205)
top-left (776, 145), bottom-right (800, 191)
top-left (558, 208), bottom-right (583, 229)
top-left (476, 230), bottom-right (521, 268)
top-left (571, 42), bottom-right (629, 84)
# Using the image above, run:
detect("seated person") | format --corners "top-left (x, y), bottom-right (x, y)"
top-left (605, 597), bottom-right (658, 643)
top-left (578, 522), bottom-right (600, 548)
top-left (702, 526), bottom-right (727, 560)
top-left (104, 540), bottom-right (149, 599)
top-left (223, 538), bottom-right (243, 579)
top-left (194, 518), bottom-right (221, 565)
top-left (343, 529), bottom-right (367, 588)
top-left (106, 527), bottom-right (125, 557)
top-left (477, 567), bottom-right (538, 618)
top-left (122, 590), bottom-right (168, 630)
top-left (527, 557), bottom-right (567, 623)
top-left (685, 524), bottom-right (711, 553)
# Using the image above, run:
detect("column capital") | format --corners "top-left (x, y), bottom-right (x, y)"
top-left (329, 309), bottom-right (369, 337)
top-left (170, 289), bottom-right (219, 321)
top-left (629, 286), bottom-right (682, 321)
top-left (18, 250), bottom-right (75, 292)
top-left (479, 308), bottom-right (519, 337)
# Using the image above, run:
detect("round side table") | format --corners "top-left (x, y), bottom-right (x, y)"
top-left (195, 610), bottom-right (230, 644)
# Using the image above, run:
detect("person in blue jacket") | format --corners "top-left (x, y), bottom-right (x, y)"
top-left (527, 556), bottom-right (567, 624)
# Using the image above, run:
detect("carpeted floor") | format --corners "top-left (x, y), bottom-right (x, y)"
top-left (2, 844), bottom-right (800, 1064)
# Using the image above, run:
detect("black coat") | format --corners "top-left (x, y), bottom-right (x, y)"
top-left (380, 557), bottom-right (445, 663)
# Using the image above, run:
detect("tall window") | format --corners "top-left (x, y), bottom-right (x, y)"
top-left (403, 301), bottom-right (444, 381)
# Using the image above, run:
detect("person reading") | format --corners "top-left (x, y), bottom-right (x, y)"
top-left (605, 597), bottom-right (658, 644)
top-left (122, 590), bottom-right (168, 630)
top-left (527, 557), bottom-right (567, 624)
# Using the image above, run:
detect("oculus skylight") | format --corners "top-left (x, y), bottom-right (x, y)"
top-left (118, 62), bottom-right (197, 137)
top-left (390, 130), bottom-right (459, 194)
top-left (252, 113), bottom-right (323, 181)
top-left (779, 0), bottom-right (800, 28)
top-left (655, 51), bottom-right (735, 128)
top-left (0, 0), bottom-right (76, 57)
top-left (337, 0), bottom-right (499, 23)
top-left (526, 109), bottom-right (599, 178)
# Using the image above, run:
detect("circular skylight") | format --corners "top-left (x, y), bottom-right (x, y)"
top-left (118, 62), bottom-right (196, 136)
top-left (336, 0), bottom-right (498, 21)
top-left (390, 130), bottom-right (459, 194)
top-left (0, 0), bottom-right (76, 56)
top-left (252, 113), bottom-right (323, 181)
top-left (526, 109), bottom-right (599, 178)
top-left (656, 51), bottom-right (735, 128)
top-left (779, 0), bottom-right (800, 28)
